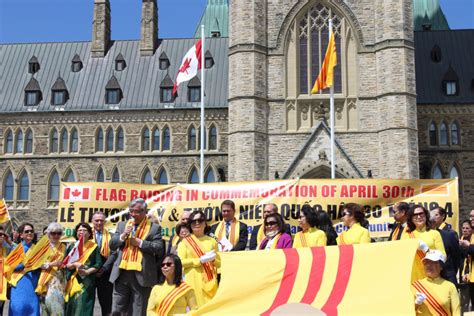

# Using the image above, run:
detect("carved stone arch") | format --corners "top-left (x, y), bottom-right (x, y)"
top-left (2, 167), bottom-right (15, 200)
top-left (291, 160), bottom-right (355, 179)
top-left (274, 0), bottom-right (364, 54)
top-left (187, 164), bottom-right (200, 184)
top-left (155, 164), bottom-right (170, 184)
top-left (46, 166), bottom-right (61, 204)
top-left (430, 161), bottom-right (444, 179)
top-left (16, 166), bottom-right (31, 201)
top-left (204, 164), bottom-right (218, 183)
top-left (62, 166), bottom-right (77, 182)
top-left (95, 164), bottom-right (107, 182)
top-left (140, 164), bottom-right (154, 184)
top-left (111, 165), bottom-right (121, 182)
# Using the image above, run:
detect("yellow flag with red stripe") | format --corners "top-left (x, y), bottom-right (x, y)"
top-left (193, 240), bottom-right (418, 315)
top-left (23, 235), bottom-right (52, 272)
top-left (4, 243), bottom-right (25, 279)
top-left (0, 199), bottom-right (10, 224)
top-left (311, 30), bottom-right (337, 94)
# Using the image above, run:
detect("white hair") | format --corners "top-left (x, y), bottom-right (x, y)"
top-left (46, 222), bottom-right (63, 234)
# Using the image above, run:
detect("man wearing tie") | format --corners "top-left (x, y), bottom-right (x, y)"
top-left (388, 202), bottom-right (409, 241)
top-left (211, 200), bottom-right (248, 251)
top-left (109, 198), bottom-right (164, 316)
top-left (92, 211), bottom-right (117, 316)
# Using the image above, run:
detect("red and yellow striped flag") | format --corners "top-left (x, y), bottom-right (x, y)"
top-left (0, 199), bottom-right (10, 224)
top-left (23, 235), bottom-right (52, 272)
top-left (4, 243), bottom-right (25, 279)
top-left (311, 31), bottom-right (337, 94)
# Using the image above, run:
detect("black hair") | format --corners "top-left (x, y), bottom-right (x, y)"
top-left (175, 223), bottom-right (190, 236)
top-left (344, 203), bottom-right (369, 228)
top-left (18, 222), bottom-right (37, 243)
top-left (301, 205), bottom-right (319, 228)
top-left (158, 254), bottom-right (184, 287)
top-left (462, 219), bottom-right (471, 227)
top-left (395, 202), bottom-right (410, 213)
top-left (188, 210), bottom-right (211, 235)
top-left (316, 211), bottom-right (338, 246)
top-left (406, 205), bottom-right (431, 233)
top-left (265, 213), bottom-right (286, 234)
top-left (221, 199), bottom-right (235, 211)
top-left (431, 206), bottom-right (447, 221)
top-left (74, 222), bottom-right (93, 240)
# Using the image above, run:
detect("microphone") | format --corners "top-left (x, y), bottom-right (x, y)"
top-left (209, 233), bottom-right (223, 246)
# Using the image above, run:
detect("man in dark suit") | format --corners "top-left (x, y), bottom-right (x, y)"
top-left (430, 206), bottom-right (461, 286)
top-left (210, 199), bottom-right (248, 251)
top-left (249, 203), bottom-right (291, 250)
top-left (388, 202), bottom-right (409, 241)
top-left (109, 198), bottom-right (164, 316)
top-left (92, 211), bottom-right (117, 316)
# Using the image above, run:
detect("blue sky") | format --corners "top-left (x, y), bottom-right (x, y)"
top-left (0, 0), bottom-right (473, 43)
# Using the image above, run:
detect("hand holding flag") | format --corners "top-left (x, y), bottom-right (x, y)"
top-left (62, 234), bottom-right (84, 268)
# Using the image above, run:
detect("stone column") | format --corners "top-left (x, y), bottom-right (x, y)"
top-left (140, 0), bottom-right (158, 56)
top-left (91, 0), bottom-right (111, 58)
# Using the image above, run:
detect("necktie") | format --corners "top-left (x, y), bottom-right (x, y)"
top-left (96, 231), bottom-right (102, 247)
top-left (225, 221), bottom-right (231, 239)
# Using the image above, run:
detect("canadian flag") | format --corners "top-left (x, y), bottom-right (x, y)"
top-left (173, 39), bottom-right (202, 96)
top-left (62, 234), bottom-right (84, 266)
top-left (63, 186), bottom-right (91, 201)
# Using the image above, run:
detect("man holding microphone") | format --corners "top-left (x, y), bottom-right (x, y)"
top-left (109, 198), bottom-right (164, 316)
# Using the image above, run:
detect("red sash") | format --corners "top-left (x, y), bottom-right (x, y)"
top-left (408, 232), bottom-right (426, 260)
top-left (156, 282), bottom-right (192, 316)
top-left (182, 236), bottom-right (215, 282)
top-left (412, 280), bottom-right (449, 316)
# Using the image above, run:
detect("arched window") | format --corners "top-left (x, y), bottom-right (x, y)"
top-left (188, 126), bottom-right (197, 150)
top-left (152, 127), bottom-right (160, 151)
top-left (96, 128), bottom-right (104, 152)
top-left (158, 169), bottom-right (168, 184)
top-left (15, 130), bottom-right (23, 153)
top-left (116, 127), bottom-right (124, 151)
top-left (64, 170), bottom-right (75, 182)
top-left (51, 128), bottom-right (59, 153)
top-left (70, 128), bottom-right (78, 152)
top-left (142, 168), bottom-right (153, 184)
top-left (142, 127), bottom-right (150, 151)
top-left (188, 167), bottom-right (199, 184)
top-left (48, 170), bottom-right (60, 200)
top-left (429, 122), bottom-right (437, 146)
top-left (209, 125), bottom-right (217, 150)
top-left (97, 167), bottom-right (105, 182)
top-left (451, 122), bottom-right (459, 145)
top-left (18, 171), bottom-right (29, 201)
top-left (5, 130), bottom-right (13, 153)
top-left (450, 165), bottom-right (459, 179)
top-left (60, 128), bottom-right (68, 153)
top-left (432, 164), bottom-right (443, 179)
top-left (25, 129), bottom-right (33, 153)
top-left (106, 128), bottom-right (114, 152)
top-left (205, 168), bottom-right (216, 183)
top-left (112, 168), bottom-right (120, 183)
top-left (162, 126), bottom-right (170, 150)
top-left (440, 122), bottom-right (448, 145)
top-left (3, 170), bottom-right (14, 201)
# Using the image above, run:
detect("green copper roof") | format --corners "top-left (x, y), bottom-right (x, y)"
top-left (413, 0), bottom-right (450, 31)
top-left (194, 0), bottom-right (228, 38)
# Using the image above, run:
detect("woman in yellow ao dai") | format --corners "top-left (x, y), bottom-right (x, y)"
top-left (293, 205), bottom-right (327, 248)
top-left (336, 203), bottom-right (371, 245)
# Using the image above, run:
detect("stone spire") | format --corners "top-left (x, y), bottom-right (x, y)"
top-left (91, 0), bottom-right (111, 58)
top-left (140, 0), bottom-right (158, 56)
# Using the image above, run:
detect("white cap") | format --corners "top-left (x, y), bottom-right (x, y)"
top-left (423, 250), bottom-right (446, 263)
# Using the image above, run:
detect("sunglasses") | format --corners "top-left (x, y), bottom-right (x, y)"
top-left (161, 262), bottom-right (173, 267)
top-left (191, 219), bottom-right (205, 225)
top-left (342, 212), bottom-right (351, 217)
top-left (413, 212), bottom-right (425, 218)
top-left (0, 233), bottom-right (6, 237)
top-left (265, 221), bottom-right (278, 227)
top-left (50, 231), bottom-right (62, 236)
top-left (23, 230), bottom-right (34, 234)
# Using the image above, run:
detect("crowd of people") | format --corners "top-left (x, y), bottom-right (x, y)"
top-left (0, 198), bottom-right (470, 315)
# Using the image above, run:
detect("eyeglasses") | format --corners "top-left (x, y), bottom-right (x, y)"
top-left (413, 212), bottom-right (425, 218)
top-left (0, 233), bottom-right (6, 237)
top-left (342, 212), bottom-right (351, 217)
top-left (161, 262), bottom-right (173, 267)
top-left (265, 221), bottom-right (278, 227)
top-left (190, 219), bottom-right (205, 225)
top-left (50, 231), bottom-right (62, 236)
top-left (23, 230), bottom-right (34, 234)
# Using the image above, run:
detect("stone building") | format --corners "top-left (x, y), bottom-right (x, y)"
top-left (1, 0), bottom-right (473, 227)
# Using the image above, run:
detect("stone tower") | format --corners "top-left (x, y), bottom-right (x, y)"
top-left (140, 0), bottom-right (158, 56)
top-left (228, 0), bottom-right (419, 180)
top-left (91, 0), bottom-right (111, 57)
top-left (228, 0), bottom-right (268, 181)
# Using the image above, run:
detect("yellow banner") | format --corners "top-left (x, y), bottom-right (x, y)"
top-left (58, 179), bottom-right (459, 239)
top-left (193, 240), bottom-right (419, 315)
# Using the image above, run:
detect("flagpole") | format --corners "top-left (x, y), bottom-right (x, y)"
top-left (200, 24), bottom-right (205, 183)
top-left (329, 18), bottom-right (335, 179)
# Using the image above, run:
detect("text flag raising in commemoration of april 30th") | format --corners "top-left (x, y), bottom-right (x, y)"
top-left (57, 179), bottom-right (459, 240)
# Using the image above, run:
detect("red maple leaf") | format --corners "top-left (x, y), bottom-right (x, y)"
top-left (178, 57), bottom-right (192, 74)
top-left (72, 189), bottom-right (81, 197)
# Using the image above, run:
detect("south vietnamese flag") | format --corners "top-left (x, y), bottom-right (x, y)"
top-left (192, 240), bottom-right (419, 315)
top-left (173, 39), bottom-right (202, 96)
top-left (0, 199), bottom-right (10, 224)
